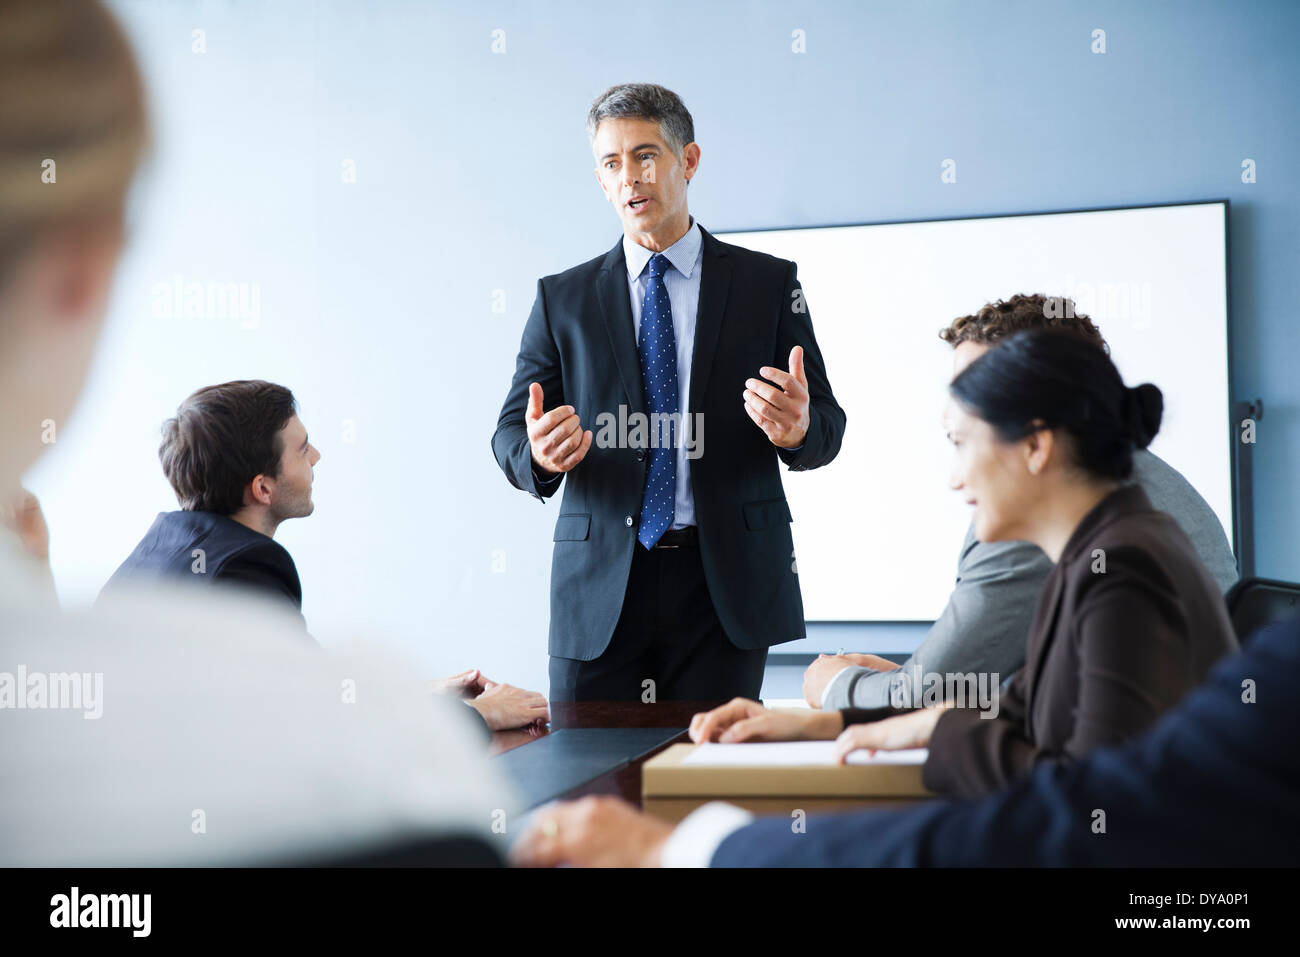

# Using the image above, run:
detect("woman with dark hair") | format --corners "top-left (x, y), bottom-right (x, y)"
top-left (835, 328), bottom-right (1239, 794)
top-left (687, 329), bottom-right (1237, 797)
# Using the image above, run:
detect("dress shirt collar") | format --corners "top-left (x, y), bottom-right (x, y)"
top-left (623, 215), bottom-right (701, 282)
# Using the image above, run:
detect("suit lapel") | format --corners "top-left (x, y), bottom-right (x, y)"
top-left (1021, 488), bottom-right (1135, 734)
top-left (1022, 563), bottom-right (1066, 737)
top-left (688, 226), bottom-right (731, 415)
top-left (596, 239), bottom-right (645, 417)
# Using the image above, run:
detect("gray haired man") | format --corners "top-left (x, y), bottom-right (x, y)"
top-left (492, 83), bottom-right (846, 701)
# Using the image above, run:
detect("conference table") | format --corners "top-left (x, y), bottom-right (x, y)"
top-left (490, 700), bottom-right (928, 824)
top-left (490, 700), bottom-right (707, 806)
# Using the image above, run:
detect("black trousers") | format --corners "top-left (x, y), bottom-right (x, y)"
top-left (548, 530), bottom-right (768, 702)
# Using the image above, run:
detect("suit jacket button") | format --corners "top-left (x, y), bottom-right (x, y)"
top-left (625, 515), bottom-right (634, 527)
top-left (635, 450), bottom-right (645, 462)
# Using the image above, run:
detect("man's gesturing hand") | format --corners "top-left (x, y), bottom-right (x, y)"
top-left (743, 345), bottom-right (811, 449)
top-left (526, 382), bottom-right (593, 476)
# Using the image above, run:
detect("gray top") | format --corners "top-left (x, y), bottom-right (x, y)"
top-left (822, 449), bottom-right (1239, 709)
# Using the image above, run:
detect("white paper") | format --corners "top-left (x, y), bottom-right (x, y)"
top-left (683, 741), bottom-right (928, 767)
top-left (761, 698), bottom-right (813, 710)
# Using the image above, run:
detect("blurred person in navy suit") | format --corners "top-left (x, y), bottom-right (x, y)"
top-left (511, 613), bottom-right (1300, 867)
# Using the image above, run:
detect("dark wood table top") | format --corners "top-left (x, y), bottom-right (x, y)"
top-left (489, 700), bottom-right (726, 807)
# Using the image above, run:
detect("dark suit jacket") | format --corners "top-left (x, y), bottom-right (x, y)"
top-left (492, 226), bottom-right (846, 660)
top-left (100, 510), bottom-right (307, 630)
top-left (921, 483), bottom-right (1237, 796)
top-left (713, 614), bottom-right (1300, 867)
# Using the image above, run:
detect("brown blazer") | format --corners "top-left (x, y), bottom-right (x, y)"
top-left (922, 483), bottom-right (1237, 796)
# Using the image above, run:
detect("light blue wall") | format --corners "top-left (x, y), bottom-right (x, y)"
top-left (40, 0), bottom-right (1296, 698)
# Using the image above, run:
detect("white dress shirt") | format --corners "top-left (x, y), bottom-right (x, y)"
top-left (622, 217), bottom-right (703, 529)
top-left (535, 217), bottom-right (801, 503)
top-left (659, 800), bottom-right (755, 867)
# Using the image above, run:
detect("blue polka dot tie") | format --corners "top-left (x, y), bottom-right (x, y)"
top-left (637, 253), bottom-right (679, 549)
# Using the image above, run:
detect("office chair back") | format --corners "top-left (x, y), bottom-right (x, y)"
top-left (1225, 577), bottom-right (1300, 646)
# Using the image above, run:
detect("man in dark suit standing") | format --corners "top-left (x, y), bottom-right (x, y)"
top-left (493, 84), bottom-right (845, 702)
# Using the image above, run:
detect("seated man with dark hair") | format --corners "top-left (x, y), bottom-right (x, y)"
top-left (102, 380), bottom-right (548, 733)
top-left (103, 379), bottom-right (314, 624)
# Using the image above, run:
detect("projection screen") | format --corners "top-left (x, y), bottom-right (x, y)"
top-left (722, 201), bottom-right (1233, 622)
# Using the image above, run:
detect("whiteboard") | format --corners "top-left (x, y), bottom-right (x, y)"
top-left (722, 202), bottom-right (1232, 622)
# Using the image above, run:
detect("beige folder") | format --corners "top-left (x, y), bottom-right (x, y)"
top-left (641, 742), bottom-right (933, 823)
top-left (643, 742), bottom-right (932, 798)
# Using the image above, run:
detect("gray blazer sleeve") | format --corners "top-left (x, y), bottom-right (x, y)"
top-left (823, 524), bottom-right (1053, 710)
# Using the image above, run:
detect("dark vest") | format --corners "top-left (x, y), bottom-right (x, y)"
top-left (100, 511), bottom-right (306, 630)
